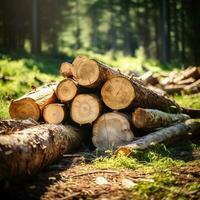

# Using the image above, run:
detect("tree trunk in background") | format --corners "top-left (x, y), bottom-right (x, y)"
top-left (153, 0), bottom-right (160, 60)
top-left (122, 0), bottom-right (131, 55)
top-left (75, 0), bottom-right (81, 50)
top-left (160, 0), bottom-right (167, 63)
top-left (173, 0), bottom-right (179, 61)
top-left (32, 0), bottom-right (40, 53)
top-left (181, 0), bottom-right (185, 64)
top-left (166, 0), bottom-right (171, 61)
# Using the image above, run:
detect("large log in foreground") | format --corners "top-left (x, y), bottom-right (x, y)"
top-left (101, 76), bottom-right (181, 112)
top-left (115, 120), bottom-right (200, 156)
top-left (92, 112), bottom-right (134, 150)
top-left (132, 108), bottom-right (190, 129)
top-left (9, 83), bottom-right (57, 121)
top-left (0, 122), bottom-right (81, 181)
top-left (0, 118), bottom-right (38, 134)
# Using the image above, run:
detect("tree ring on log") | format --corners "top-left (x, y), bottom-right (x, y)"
top-left (43, 104), bottom-right (65, 124)
top-left (56, 79), bottom-right (77, 102)
top-left (71, 94), bottom-right (100, 125)
top-left (101, 77), bottom-right (135, 110)
top-left (92, 112), bottom-right (134, 149)
top-left (9, 98), bottom-right (40, 121)
top-left (74, 60), bottom-right (100, 87)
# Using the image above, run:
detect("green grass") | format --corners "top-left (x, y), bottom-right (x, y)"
top-left (174, 93), bottom-right (200, 109)
top-left (93, 143), bottom-right (200, 199)
top-left (0, 53), bottom-right (61, 119)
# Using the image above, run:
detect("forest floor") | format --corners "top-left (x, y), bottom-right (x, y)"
top-left (0, 53), bottom-right (200, 200)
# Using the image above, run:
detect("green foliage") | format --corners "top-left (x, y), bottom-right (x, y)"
top-left (174, 93), bottom-right (200, 109)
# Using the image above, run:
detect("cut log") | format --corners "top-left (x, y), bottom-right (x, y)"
top-left (173, 66), bottom-right (200, 83)
top-left (147, 85), bottom-right (167, 96)
top-left (176, 77), bottom-right (196, 85)
top-left (101, 77), bottom-right (135, 110)
top-left (60, 62), bottom-right (74, 78)
top-left (92, 112), bottom-right (134, 150)
top-left (160, 71), bottom-right (177, 85)
top-left (163, 84), bottom-right (186, 94)
top-left (72, 55), bottom-right (89, 68)
top-left (139, 71), bottom-right (158, 85)
top-left (9, 83), bottom-right (57, 121)
top-left (0, 122), bottom-right (81, 181)
top-left (56, 78), bottom-right (78, 102)
top-left (70, 94), bottom-right (101, 125)
top-left (132, 108), bottom-right (190, 129)
top-left (101, 76), bottom-right (181, 112)
top-left (72, 57), bottom-right (122, 88)
top-left (43, 103), bottom-right (66, 124)
top-left (183, 79), bottom-right (200, 94)
top-left (115, 120), bottom-right (200, 156)
top-left (0, 118), bottom-right (38, 134)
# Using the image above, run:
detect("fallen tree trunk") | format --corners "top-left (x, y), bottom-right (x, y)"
top-left (43, 103), bottom-right (66, 124)
top-left (56, 78), bottom-right (78, 102)
top-left (101, 76), bottom-right (181, 112)
top-left (0, 122), bottom-right (81, 181)
top-left (92, 112), bottom-right (134, 150)
top-left (132, 108), bottom-right (190, 129)
top-left (9, 83), bottom-right (58, 121)
top-left (70, 94), bottom-right (101, 125)
top-left (0, 118), bottom-right (38, 134)
top-left (115, 120), bottom-right (200, 156)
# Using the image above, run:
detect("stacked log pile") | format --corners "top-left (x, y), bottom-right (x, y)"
top-left (138, 66), bottom-right (200, 95)
top-left (1, 56), bottom-right (200, 180)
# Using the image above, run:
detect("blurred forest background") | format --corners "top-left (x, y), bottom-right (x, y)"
top-left (1, 0), bottom-right (200, 65)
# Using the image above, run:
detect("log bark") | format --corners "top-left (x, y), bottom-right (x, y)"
top-left (115, 120), bottom-right (200, 156)
top-left (60, 62), bottom-right (74, 78)
top-left (0, 118), bottom-right (38, 135)
top-left (132, 108), bottom-right (190, 129)
top-left (101, 76), bottom-right (181, 112)
top-left (181, 107), bottom-right (200, 119)
top-left (92, 112), bottom-right (134, 150)
top-left (56, 78), bottom-right (78, 102)
top-left (0, 122), bottom-right (81, 181)
top-left (70, 94), bottom-right (101, 125)
top-left (43, 103), bottom-right (66, 124)
top-left (9, 83), bottom-right (57, 121)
